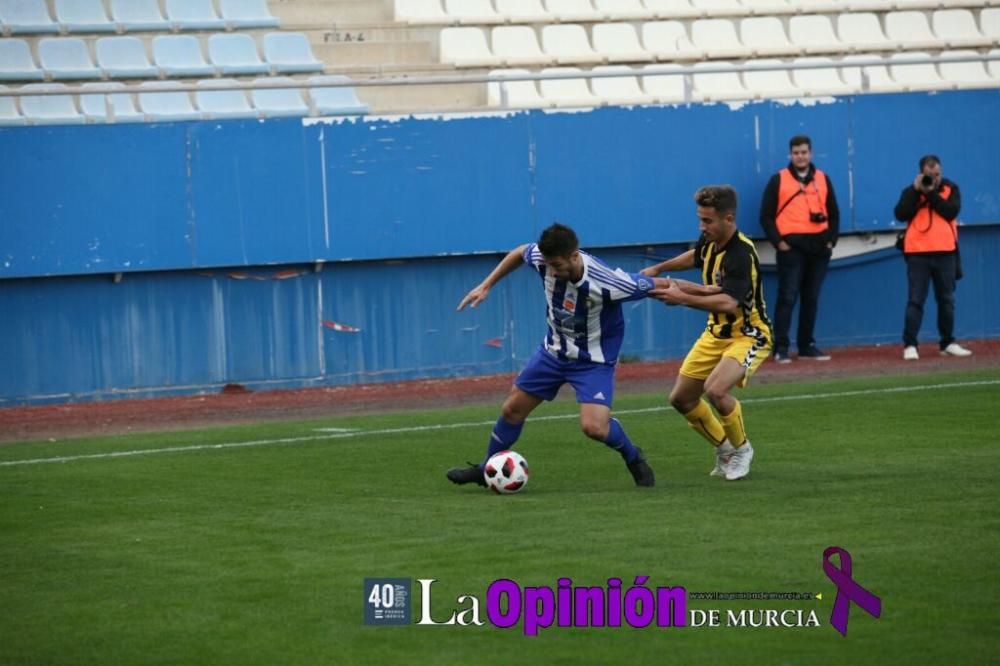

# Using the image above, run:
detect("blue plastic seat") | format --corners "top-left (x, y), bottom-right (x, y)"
top-left (55, 0), bottom-right (115, 33)
top-left (0, 0), bottom-right (59, 34)
top-left (195, 78), bottom-right (256, 119)
top-left (153, 35), bottom-right (215, 77)
top-left (308, 75), bottom-right (369, 116)
top-left (219, 0), bottom-right (279, 29)
top-left (20, 82), bottom-right (86, 125)
top-left (262, 32), bottom-right (323, 74)
top-left (208, 33), bottom-right (269, 75)
top-left (138, 80), bottom-right (201, 121)
top-left (164, 0), bottom-right (224, 31)
top-left (110, 0), bottom-right (168, 31)
top-left (0, 84), bottom-right (28, 125)
top-left (0, 38), bottom-right (44, 81)
top-left (80, 81), bottom-right (144, 123)
top-left (38, 37), bottom-right (101, 80)
top-left (96, 36), bottom-right (159, 78)
top-left (250, 76), bottom-right (308, 118)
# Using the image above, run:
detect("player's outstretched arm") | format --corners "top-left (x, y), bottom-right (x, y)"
top-left (670, 278), bottom-right (722, 297)
top-left (640, 249), bottom-right (696, 277)
top-left (457, 244), bottom-right (528, 311)
top-left (649, 281), bottom-right (738, 314)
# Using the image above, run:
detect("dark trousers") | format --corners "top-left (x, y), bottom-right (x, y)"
top-left (773, 247), bottom-right (830, 352)
top-left (903, 253), bottom-right (957, 349)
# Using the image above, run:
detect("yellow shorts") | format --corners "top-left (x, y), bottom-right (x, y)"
top-left (679, 329), bottom-right (772, 388)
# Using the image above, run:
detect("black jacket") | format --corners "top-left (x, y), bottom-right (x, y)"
top-left (759, 163), bottom-right (841, 254)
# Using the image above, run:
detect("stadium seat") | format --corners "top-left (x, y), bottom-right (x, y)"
top-left (835, 13), bottom-right (898, 53)
top-left (194, 78), bottom-right (256, 119)
top-left (982, 9), bottom-right (1000, 40)
top-left (307, 75), bottom-right (369, 116)
top-left (592, 23), bottom-right (648, 63)
top-left (80, 81), bottom-right (144, 122)
top-left (541, 24), bottom-right (600, 65)
top-left (38, 37), bottom-right (101, 80)
top-left (689, 0), bottom-right (747, 16)
top-left (791, 56), bottom-right (858, 96)
top-left (443, 0), bottom-right (500, 24)
top-left (739, 16), bottom-right (796, 57)
top-left (691, 60), bottom-right (747, 101)
top-left (840, 53), bottom-right (896, 93)
top-left (439, 27), bottom-right (495, 67)
top-left (19, 82), bottom-right (86, 124)
top-left (0, 38), bottom-right (44, 81)
top-left (96, 36), bottom-right (159, 78)
top-left (884, 11), bottom-right (940, 50)
top-left (594, 0), bottom-right (649, 21)
top-left (110, 0), bottom-right (168, 32)
top-left (250, 76), bottom-right (308, 117)
top-left (938, 49), bottom-right (992, 88)
top-left (640, 63), bottom-right (689, 102)
top-left (788, 15), bottom-right (841, 54)
top-left (394, 0), bottom-right (450, 25)
top-left (889, 52), bottom-right (948, 91)
top-left (153, 35), bottom-right (215, 77)
top-left (988, 48), bottom-right (1000, 79)
top-left (640, 0), bottom-right (698, 20)
top-left (138, 80), bottom-right (201, 121)
top-left (538, 66), bottom-right (600, 107)
top-left (263, 33), bottom-right (324, 74)
top-left (932, 9), bottom-right (989, 49)
top-left (0, 84), bottom-right (27, 125)
top-left (690, 18), bottom-right (746, 59)
top-left (486, 68), bottom-right (546, 108)
top-left (165, 0), bottom-right (225, 31)
top-left (0, 0), bottom-right (58, 34)
top-left (742, 58), bottom-right (797, 99)
top-left (492, 26), bottom-right (550, 66)
top-left (219, 0), bottom-right (279, 29)
top-left (787, 0), bottom-right (840, 12)
top-left (208, 34), bottom-right (269, 76)
top-left (54, 0), bottom-right (115, 33)
top-left (544, 0), bottom-right (604, 23)
top-left (640, 21), bottom-right (693, 61)
top-left (590, 64), bottom-right (657, 104)
top-left (494, 0), bottom-right (549, 23)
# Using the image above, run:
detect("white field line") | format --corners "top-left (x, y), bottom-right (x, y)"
top-left (2, 379), bottom-right (997, 468)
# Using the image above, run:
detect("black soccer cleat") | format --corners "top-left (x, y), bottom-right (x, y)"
top-left (627, 447), bottom-right (656, 487)
top-left (446, 463), bottom-right (487, 487)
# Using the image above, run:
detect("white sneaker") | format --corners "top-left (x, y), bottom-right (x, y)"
top-left (710, 440), bottom-right (735, 477)
top-left (941, 343), bottom-right (972, 357)
top-left (725, 441), bottom-right (754, 481)
top-left (903, 346), bottom-right (919, 361)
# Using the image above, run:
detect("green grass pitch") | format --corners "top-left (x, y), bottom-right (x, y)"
top-left (1, 369), bottom-right (998, 665)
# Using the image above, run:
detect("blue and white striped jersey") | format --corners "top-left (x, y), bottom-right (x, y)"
top-left (523, 243), bottom-right (654, 365)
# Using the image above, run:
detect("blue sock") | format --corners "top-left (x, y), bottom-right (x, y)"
top-left (483, 416), bottom-right (524, 466)
top-left (604, 418), bottom-right (639, 463)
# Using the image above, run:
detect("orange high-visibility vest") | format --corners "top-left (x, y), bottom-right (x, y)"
top-left (904, 184), bottom-right (957, 254)
top-left (776, 168), bottom-right (829, 236)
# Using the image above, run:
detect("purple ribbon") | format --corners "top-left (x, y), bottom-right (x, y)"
top-left (823, 546), bottom-right (882, 636)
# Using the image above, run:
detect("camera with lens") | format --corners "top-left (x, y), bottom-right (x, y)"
top-left (920, 174), bottom-right (935, 189)
top-left (809, 212), bottom-right (828, 223)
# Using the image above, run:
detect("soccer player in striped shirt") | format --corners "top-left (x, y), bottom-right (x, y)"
top-left (447, 223), bottom-right (666, 488)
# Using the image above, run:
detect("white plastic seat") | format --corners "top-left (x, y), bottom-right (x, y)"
top-left (791, 56), bottom-right (857, 95)
top-left (20, 82), bottom-right (85, 124)
top-left (592, 23), bottom-right (648, 62)
top-left (982, 9), bottom-right (1000, 40)
top-left (988, 48), bottom-right (1000, 79)
top-left (0, 38), bottom-right (44, 81)
top-left (932, 9), bottom-right (988, 48)
top-left (689, 0), bottom-right (744, 15)
top-left (153, 35), bottom-right (215, 77)
top-left (742, 58), bottom-right (797, 98)
top-left (835, 13), bottom-right (897, 53)
top-left (495, 0), bottom-right (549, 22)
top-left (787, 0), bottom-right (841, 12)
top-left (640, 63), bottom-right (689, 102)
top-left (219, 0), bottom-right (279, 29)
top-left (840, 53), bottom-right (895, 92)
top-left (538, 66), bottom-right (600, 107)
top-left (38, 37), bottom-right (101, 80)
top-left (491, 26), bottom-right (550, 66)
top-left (395, 0), bottom-right (450, 24)
top-left (938, 49), bottom-right (992, 88)
top-left (542, 24), bottom-right (600, 64)
top-left (739, 16), bottom-right (796, 56)
top-left (165, 0), bottom-right (225, 30)
top-left (590, 64), bottom-right (656, 103)
top-left (444, 0), bottom-right (500, 24)
top-left (788, 15), bottom-right (842, 54)
top-left (110, 0), bottom-right (168, 31)
top-left (307, 75), bottom-right (369, 116)
top-left (640, 20), bottom-right (692, 60)
top-left (739, 0), bottom-right (789, 14)
top-left (208, 34), bottom-right (269, 76)
top-left (55, 0), bottom-right (115, 33)
top-left (691, 60), bottom-right (747, 100)
top-left (138, 80), bottom-right (201, 121)
top-left (0, 0), bottom-right (58, 34)
top-left (250, 76), bottom-right (308, 117)
top-left (263, 32), bottom-right (323, 74)
top-left (439, 27), bottom-right (495, 67)
top-left (594, 0), bottom-right (649, 20)
top-left (885, 11), bottom-right (940, 50)
top-left (487, 68), bottom-right (547, 108)
top-left (888, 51), bottom-right (946, 91)
top-left (641, 0), bottom-right (697, 19)
top-left (0, 84), bottom-right (27, 125)
top-left (194, 78), bottom-right (256, 119)
top-left (80, 81), bottom-right (143, 122)
top-left (690, 18), bottom-right (747, 58)
top-left (544, 0), bottom-right (604, 22)
top-left (96, 36), bottom-right (159, 78)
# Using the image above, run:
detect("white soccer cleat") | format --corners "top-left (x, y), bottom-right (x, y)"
top-left (725, 441), bottom-right (754, 481)
top-left (940, 343), bottom-right (972, 357)
top-left (903, 346), bottom-right (919, 361)
top-left (710, 440), bottom-right (735, 477)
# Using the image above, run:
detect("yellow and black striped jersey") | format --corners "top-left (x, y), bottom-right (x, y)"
top-left (693, 231), bottom-right (772, 341)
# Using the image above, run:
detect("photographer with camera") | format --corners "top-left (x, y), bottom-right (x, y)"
top-left (760, 134), bottom-right (840, 363)
top-left (895, 154), bottom-right (971, 361)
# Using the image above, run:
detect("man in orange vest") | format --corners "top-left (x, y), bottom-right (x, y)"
top-left (759, 135), bottom-right (840, 364)
top-left (894, 155), bottom-right (972, 361)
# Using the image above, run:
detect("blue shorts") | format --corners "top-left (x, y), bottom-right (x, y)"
top-left (515, 347), bottom-right (615, 407)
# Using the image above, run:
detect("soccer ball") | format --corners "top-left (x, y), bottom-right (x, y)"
top-left (484, 450), bottom-right (530, 494)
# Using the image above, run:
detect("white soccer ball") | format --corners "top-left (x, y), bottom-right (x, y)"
top-left (483, 450), bottom-right (530, 494)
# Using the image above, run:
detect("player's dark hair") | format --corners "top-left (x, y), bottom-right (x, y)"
top-left (789, 134), bottom-right (812, 150)
top-left (919, 154), bottom-right (941, 170)
top-left (694, 185), bottom-right (738, 215)
top-left (538, 223), bottom-right (579, 258)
